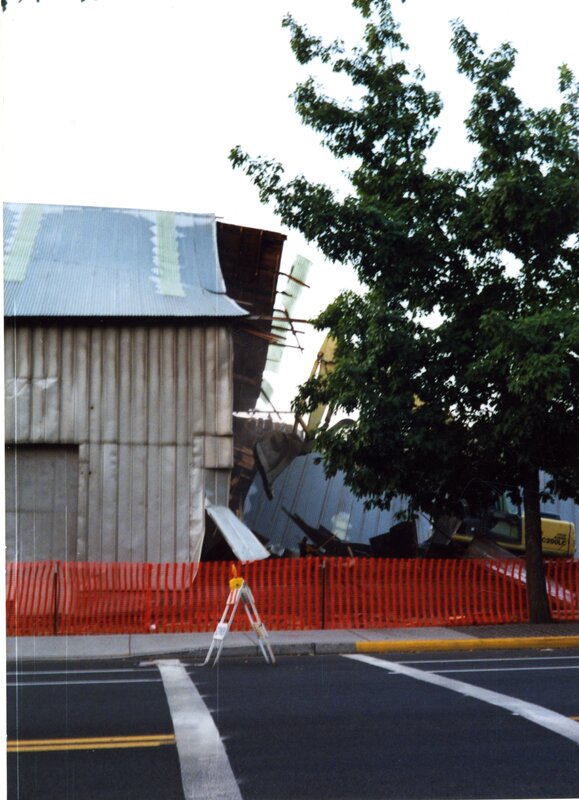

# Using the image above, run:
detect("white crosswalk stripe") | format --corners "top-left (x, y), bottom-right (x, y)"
top-left (155, 659), bottom-right (242, 800)
top-left (345, 654), bottom-right (579, 746)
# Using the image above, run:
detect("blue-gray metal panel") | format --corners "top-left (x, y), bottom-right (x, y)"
top-left (244, 456), bottom-right (578, 556)
top-left (5, 445), bottom-right (79, 562)
top-left (3, 203), bottom-right (246, 318)
top-left (206, 503), bottom-right (270, 562)
top-left (243, 452), bottom-right (431, 553)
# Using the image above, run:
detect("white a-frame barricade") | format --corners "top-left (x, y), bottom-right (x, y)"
top-left (203, 571), bottom-right (275, 666)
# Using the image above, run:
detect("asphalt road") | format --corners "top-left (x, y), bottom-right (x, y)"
top-left (7, 650), bottom-right (579, 799)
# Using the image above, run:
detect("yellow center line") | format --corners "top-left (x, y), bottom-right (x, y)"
top-left (7, 734), bottom-right (176, 753)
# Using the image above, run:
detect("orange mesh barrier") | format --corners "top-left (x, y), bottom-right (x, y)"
top-left (6, 561), bottom-right (57, 636)
top-left (5, 558), bottom-right (578, 636)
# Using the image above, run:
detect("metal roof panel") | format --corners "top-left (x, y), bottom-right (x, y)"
top-left (3, 203), bottom-right (247, 319)
top-left (206, 502), bottom-right (270, 562)
top-left (243, 451), bottom-right (432, 552)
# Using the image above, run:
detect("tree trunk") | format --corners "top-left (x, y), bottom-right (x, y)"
top-left (522, 469), bottom-right (552, 624)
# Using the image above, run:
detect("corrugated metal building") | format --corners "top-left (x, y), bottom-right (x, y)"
top-left (4, 203), bottom-right (254, 563)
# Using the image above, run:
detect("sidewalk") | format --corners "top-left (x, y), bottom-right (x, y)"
top-left (7, 622), bottom-right (579, 663)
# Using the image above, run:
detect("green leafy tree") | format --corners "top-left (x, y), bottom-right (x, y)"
top-left (231, 0), bottom-right (578, 623)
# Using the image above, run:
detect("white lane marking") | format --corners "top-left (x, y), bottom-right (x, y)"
top-left (155, 659), bottom-right (242, 800)
top-left (7, 668), bottom-right (158, 676)
top-left (434, 665), bottom-right (579, 674)
top-left (401, 655), bottom-right (579, 666)
top-left (7, 678), bottom-right (161, 687)
top-left (345, 654), bottom-right (579, 746)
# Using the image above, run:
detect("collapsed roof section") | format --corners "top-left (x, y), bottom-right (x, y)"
top-left (244, 449), bottom-right (432, 555)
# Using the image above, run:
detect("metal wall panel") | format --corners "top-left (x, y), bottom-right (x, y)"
top-left (5, 445), bottom-right (79, 561)
top-left (5, 323), bottom-right (235, 562)
top-left (205, 469), bottom-right (231, 508)
top-left (189, 437), bottom-right (207, 564)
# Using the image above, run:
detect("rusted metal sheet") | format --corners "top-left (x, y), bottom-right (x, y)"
top-left (213, 232), bottom-right (309, 500)
top-left (216, 221), bottom-right (286, 412)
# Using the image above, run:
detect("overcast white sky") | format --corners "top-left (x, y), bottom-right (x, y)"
top-left (2, 0), bottom-right (578, 408)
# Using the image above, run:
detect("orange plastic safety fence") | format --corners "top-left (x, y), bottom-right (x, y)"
top-left (5, 558), bottom-right (579, 636)
top-left (6, 561), bottom-right (56, 636)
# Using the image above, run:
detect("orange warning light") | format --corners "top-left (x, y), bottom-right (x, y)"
top-left (229, 563), bottom-right (244, 590)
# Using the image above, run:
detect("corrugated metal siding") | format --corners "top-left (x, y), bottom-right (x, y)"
top-left (5, 445), bottom-right (79, 561)
top-left (243, 452), bottom-right (431, 552)
top-left (5, 324), bottom-right (233, 444)
top-left (79, 442), bottom-right (208, 562)
top-left (5, 323), bottom-right (235, 562)
top-left (243, 455), bottom-right (579, 557)
top-left (3, 203), bottom-right (247, 319)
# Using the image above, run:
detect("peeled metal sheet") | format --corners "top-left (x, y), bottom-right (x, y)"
top-left (206, 503), bottom-right (270, 562)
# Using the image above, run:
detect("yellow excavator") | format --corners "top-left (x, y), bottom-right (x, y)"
top-left (449, 493), bottom-right (576, 558)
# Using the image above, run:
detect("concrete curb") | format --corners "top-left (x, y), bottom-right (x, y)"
top-left (355, 636), bottom-right (579, 654)
top-left (7, 633), bottom-right (579, 663)
top-left (128, 637), bottom-right (579, 661)
top-left (149, 643), bottom-right (360, 661)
